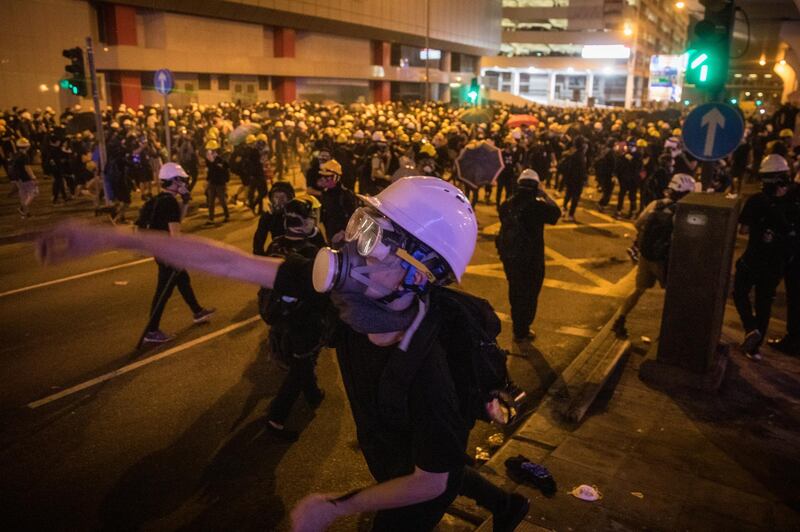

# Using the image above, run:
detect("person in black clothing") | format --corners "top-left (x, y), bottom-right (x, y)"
top-left (560, 136), bottom-right (588, 222)
top-left (253, 181), bottom-right (294, 256)
top-left (768, 179), bottom-right (800, 356)
top-left (496, 169), bottom-right (561, 342)
top-left (316, 159), bottom-right (357, 245)
top-left (11, 138), bottom-right (38, 218)
top-left (204, 140), bottom-right (229, 224)
top-left (141, 162), bottom-right (215, 344)
top-left (730, 138), bottom-right (752, 194)
top-left (261, 197), bottom-right (328, 441)
top-left (496, 137), bottom-right (519, 210)
top-left (615, 143), bottom-right (641, 219)
top-left (41, 176), bottom-right (529, 532)
top-left (734, 154), bottom-right (800, 361)
top-left (595, 140), bottom-right (616, 211)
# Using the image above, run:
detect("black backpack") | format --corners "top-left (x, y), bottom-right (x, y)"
top-left (638, 201), bottom-right (675, 261)
top-left (378, 287), bottom-right (519, 428)
top-left (134, 194), bottom-right (162, 230)
top-left (496, 200), bottom-right (529, 260)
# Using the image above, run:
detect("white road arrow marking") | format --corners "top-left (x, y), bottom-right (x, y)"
top-left (701, 107), bottom-right (725, 157)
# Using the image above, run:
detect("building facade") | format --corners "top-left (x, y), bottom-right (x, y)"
top-left (481, 0), bottom-right (689, 107)
top-left (0, 0), bottom-right (502, 112)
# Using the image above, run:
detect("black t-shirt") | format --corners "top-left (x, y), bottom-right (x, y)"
top-left (10, 153), bottom-right (30, 182)
top-left (273, 256), bottom-right (469, 479)
top-left (149, 192), bottom-right (181, 232)
top-left (499, 187), bottom-right (561, 259)
top-left (739, 192), bottom-right (798, 267)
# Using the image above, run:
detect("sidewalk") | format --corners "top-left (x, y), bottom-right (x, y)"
top-left (477, 284), bottom-right (800, 531)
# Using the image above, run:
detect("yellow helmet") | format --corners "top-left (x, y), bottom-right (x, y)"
top-left (672, 128), bottom-right (682, 136)
top-left (256, 133), bottom-right (268, 142)
top-left (399, 133), bottom-right (410, 143)
top-left (274, 121), bottom-right (284, 128)
top-left (296, 193), bottom-right (321, 211)
top-left (336, 133), bottom-right (348, 143)
top-left (245, 134), bottom-right (257, 144)
top-left (636, 139), bottom-right (648, 148)
top-left (627, 121), bottom-right (637, 130)
top-left (419, 143), bottom-right (437, 157)
top-left (780, 128), bottom-right (794, 138)
top-left (411, 132), bottom-right (423, 143)
top-left (168, 120), bottom-right (176, 127)
top-left (205, 140), bottom-right (220, 150)
top-left (319, 159), bottom-right (343, 176)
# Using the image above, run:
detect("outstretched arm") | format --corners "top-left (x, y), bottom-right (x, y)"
top-left (37, 220), bottom-right (283, 289)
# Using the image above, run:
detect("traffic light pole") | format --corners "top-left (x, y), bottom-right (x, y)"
top-left (85, 37), bottom-right (107, 205)
top-left (163, 94), bottom-right (171, 159)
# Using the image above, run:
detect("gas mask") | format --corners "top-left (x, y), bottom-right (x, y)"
top-left (312, 207), bottom-right (450, 303)
top-left (164, 178), bottom-right (190, 202)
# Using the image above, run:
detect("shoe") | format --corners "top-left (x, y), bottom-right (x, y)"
top-left (265, 420), bottom-right (300, 442)
top-left (143, 330), bottom-right (175, 344)
top-left (492, 493), bottom-right (530, 532)
top-left (612, 316), bottom-right (628, 338)
top-left (513, 330), bottom-right (536, 343)
top-left (745, 351), bottom-right (763, 362)
top-left (566, 215), bottom-right (576, 223)
top-left (626, 245), bottom-right (640, 264)
top-left (767, 335), bottom-right (799, 355)
top-left (307, 389), bottom-right (325, 409)
top-left (193, 307), bottom-right (216, 324)
top-left (741, 329), bottom-right (762, 354)
top-left (505, 454), bottom-right (557, 497)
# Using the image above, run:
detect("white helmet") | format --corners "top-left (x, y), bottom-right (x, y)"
top-left (668, 173), bottom-right (696, 193)
top-left (158, 162), bottom-right (189, 182)
top-left (360, 176), bottom-right (477, 282)
top-left (517, 168), bottom-right (540, 184)
top-left (760, 154), bottom-right (790, 174)
top-left (372, 131), bottom-right (386, 143)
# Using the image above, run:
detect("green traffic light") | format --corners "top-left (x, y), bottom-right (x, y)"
top-left (467, 90), bottom-right (478, 103)
top-left (730, 98), bottom-right (738, 104)
top-left (756, 99), bottom-right (763, 106)
top-left (683, 99), bottom-right (691, 106)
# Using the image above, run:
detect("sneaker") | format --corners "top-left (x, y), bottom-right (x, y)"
top-left (626, 245), bottom-right (640, 264)
top-left (492, 493), bottom-right (530, 532)
top-left (745, 351), bottom-right (763, 362)
top-left (193, 307), bottom-right (216, 324)
top-left (265, 420), bottom-right (300, 442)
top-left (505, 455), bottom-right (557, 497)
top-left (612, 315), bottom-right (628, 338)
top-left (513, 330), bottom-right (536, 343)
top-left (741, 329), bottom-right (762, 354)
top-left (566, 215), bottom-right (576, 223)
top-left (143, 330), bottom-right (175, 344)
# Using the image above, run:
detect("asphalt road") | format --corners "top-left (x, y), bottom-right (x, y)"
top-left (0, 174), bottom-right (638, 531)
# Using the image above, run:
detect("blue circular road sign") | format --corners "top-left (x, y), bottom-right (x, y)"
top-left (682, 102), bottom-right (744, 161)
top-left (154, 69), bottom-right (174, 96)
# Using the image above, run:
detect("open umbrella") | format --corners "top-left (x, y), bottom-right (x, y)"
top-left (460, 108), bottom-right (493, 125)
top-left (506, 114), bottom-right (539, 128)
top-left (455, 141), bottom-right (504, 190)
top-left (228, 123), bottom-right (261, 146)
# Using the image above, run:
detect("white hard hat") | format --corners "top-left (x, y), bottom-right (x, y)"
top-left (668, 173), bottom-right (696, 193)
top-left (517, 168), bottom-right (540, 184)
top-left (760, 154), bottom-right (790, 174)
top-left (353, 130), bottom-right (365, 139)
top-left (359, 176), bottom-right (477, 282)
top-left (372, 131), bottom-right (386, 143)
top-left (158, 162), bottom-right (189, 182)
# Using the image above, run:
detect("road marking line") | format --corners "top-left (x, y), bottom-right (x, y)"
top-left (544, 246), bottom-right (613, 288)
top-left (555, 326), bottom-right (596, 338)
top-left (481, 221), bottom-right (625, 237)
top-left (27, 315), bottom-right (261, 409)
top-left (581, 207), bottom-right (636, 229)
top-left (0, 258), bottom-right (154, 298)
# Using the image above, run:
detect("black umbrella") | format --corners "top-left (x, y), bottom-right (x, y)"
top-left (455, 141), bottom-right (505, 190)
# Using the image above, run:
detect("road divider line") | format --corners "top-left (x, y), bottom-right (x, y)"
top-left (0, 258), bottom-right (154, 298)
top-left (27, 315), bottom-right (261, 409)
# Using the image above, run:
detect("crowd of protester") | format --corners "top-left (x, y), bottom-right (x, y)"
top-left (3, 99), bottom-right (799, 224)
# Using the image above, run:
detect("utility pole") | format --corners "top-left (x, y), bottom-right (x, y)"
top-left (85, 36), bottom-right (107, 205)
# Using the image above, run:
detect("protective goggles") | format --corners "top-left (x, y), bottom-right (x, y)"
top-left (344, 207), bottom-right (438, 284)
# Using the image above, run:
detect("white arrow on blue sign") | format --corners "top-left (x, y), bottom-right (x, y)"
top-left (154, 69), bottom-right (174, 96)
top-left (682, 102), bottom-right (744, 162)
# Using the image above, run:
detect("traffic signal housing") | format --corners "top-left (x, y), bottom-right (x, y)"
top-left (684, 1), bottom-right (734, 94)
top-left (61, 47), bottom-right (87, 97)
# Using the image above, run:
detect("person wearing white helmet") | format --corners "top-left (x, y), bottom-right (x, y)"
top-left (135, 162), bottom-right (215, 344)
top-left (496, 168), bottom-right (561, 342)
top-left (10, 138), bottom-right (38, 218)
top-left (38, 175), bottom-right (528, 532)
top-left (733, 154), bottom-right (800, 360)
top-left (612, 172), bottom-right (696, 338)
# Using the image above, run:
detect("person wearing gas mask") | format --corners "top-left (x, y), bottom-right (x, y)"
top-left (204, 140), bottom-right (229, 225)
top-left (315, 159), bottom-right (357, 245)
top-left (612, 173), bottom-right (696, 338)
top-left (138, 163), bottom-right (216, 344)
top-left (38, 176), bottom-right (528, 532)
top-left (305, 147), bottom-right (333, 198)
top-left (496, 169), bottom-right (561, 343)
top-left (261, 197), bottom-right (329, 441)
top-left (734, 155), bottom-right (800, 361)
top-left (253, 181), bottom-right (295, 256)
